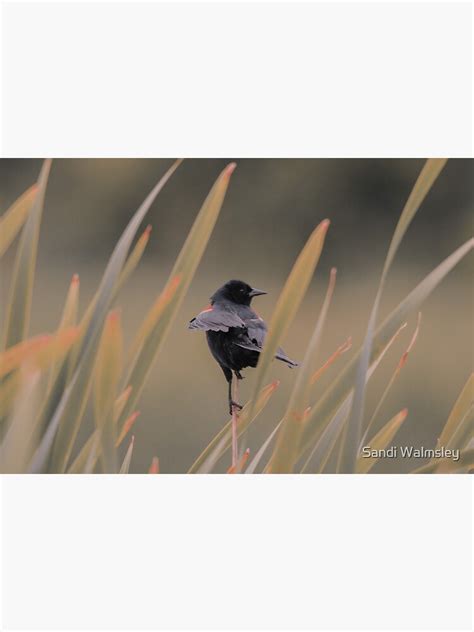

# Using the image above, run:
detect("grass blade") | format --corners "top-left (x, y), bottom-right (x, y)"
top-left (93, 310), bottom-right (123, 472)
top-left (269, 268), bottom-right (337, 473)
top-left (227, 448), bottom-right (250, 474)
top-left (118, 224), bottom-right (152, 289)
top-left (300, 323), bottom-right (407, 473)
top-left (412, 448), bottom-right (474, 474)
top-left (245, 420), bottom-right (283, 474)
top-left (310, 337), bottom-right (352, 386)
top-left (340, 159), bottom-right (447, 473)
top-left (356, 408), bottom-right (408, 473)
top-left (30, 160), bottom-right (181, 473)
top-left (0, 369), bottom-right (41, 472)
top-left (2, 160), bottom-right (52, 349)
top-left (148, 457), bottom-right (160, 473)
top-left (119, 436), bottom-right (134, 474)
top-left (299, 237), bottom-right (473, 469)
top-left (437, 374), bottom-right (474, 449)
top-left (359, 313), bottom-right (421, 448)
top-left (0, 185), bottom-right (38, 258)
top-left (241, 219), bottom-right (330, 452)
top-left (118, 163), bottom-right (236, 427)
top-left (188, 381), bottom-right (279, 474)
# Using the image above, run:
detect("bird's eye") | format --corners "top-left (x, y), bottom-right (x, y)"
top-left (240, 288), bottom-right (245, 294)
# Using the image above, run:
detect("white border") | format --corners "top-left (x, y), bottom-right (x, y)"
top-left (1, 475), bottom-right (473, 630)
top-left (1, 1), bottom-right (472, 157)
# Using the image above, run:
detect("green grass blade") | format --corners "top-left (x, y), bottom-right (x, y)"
top-left (0, 185), bottom-right (38, 258)
top-left (2, 160), bottom-right (52, 350)
top-left (240, 219), bottom-right (330, 453)
top-left (298, 237), bottom-right (473, 467)
top-left (269, 268), bottom-right (336, 473)
top-left (339, 159), bottom-right (447, 473)
top-left (28, 161), bottom-right (181, 473)
top-left (356, 408), bottom-right (408, 473)
top-left (188, 381), bottom-right (279, 474)
top-left (118, 163), bottom-right (236, 427)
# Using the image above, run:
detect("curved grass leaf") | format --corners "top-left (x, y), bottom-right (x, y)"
top-left (339, 159), bottom-right (447, 473)
top-left (29, 160), bottom-right (181, 473)
top-left (298, 237), bottom-right (473, 468)
top-left (188, 380), bottom-right (280, 474)
top-left (269, 268), bottom-right (336, 473)
top-left (119, 224), bottom-right (152, 289)
top-left (412, 448), bottom-right (474, 474)
top-left (119, 436), bottom-right (134, 474)
top-left (240, 219), bottom-right (330, 454)
top-left (246, 420), bottom-right (282, 474)
top-left (0, 184), bottom-right (38, 258)
top-left (356, 408), bottom-right (408, 473)
top-left (437, 374), bottom-right (473, 449)
top-left (2, 160), bottom-right (52, 350)
top-left (118, 163), bottom-right (237, 428)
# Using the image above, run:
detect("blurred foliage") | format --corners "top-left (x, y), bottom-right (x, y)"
top-left (0, 159), bottom-right (472, 473)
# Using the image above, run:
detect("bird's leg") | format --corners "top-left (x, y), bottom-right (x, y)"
top-left (229, 376), bottom-right (239, 469)
top-left (235, 370), bottom-right (244, 380)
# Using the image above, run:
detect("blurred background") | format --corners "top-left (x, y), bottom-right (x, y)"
top-left (0, 159), bottom-right (472, 472)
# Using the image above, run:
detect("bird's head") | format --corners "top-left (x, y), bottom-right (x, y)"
top-left (211, 279), bottom-right (267, 306)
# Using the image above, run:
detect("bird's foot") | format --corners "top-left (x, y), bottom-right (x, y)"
top-left (229, 400), bottom-right (243, 415)
top-left (235, 371), bottom-right (244, 380)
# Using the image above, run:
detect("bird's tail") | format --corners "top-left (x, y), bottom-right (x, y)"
top-left (275, 347), bottom-right (298, 367)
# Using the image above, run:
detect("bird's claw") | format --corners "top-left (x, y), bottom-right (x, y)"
top-left (229, 400), bottom-right (243, 415)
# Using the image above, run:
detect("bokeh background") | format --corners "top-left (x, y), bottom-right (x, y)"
top-left (0, 159), bottom-right (472, 472)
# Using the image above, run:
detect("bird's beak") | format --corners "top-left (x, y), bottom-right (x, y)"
top-left (249, 287), bottom-right (267, 297)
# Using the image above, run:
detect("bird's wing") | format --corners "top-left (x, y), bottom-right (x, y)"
top-left (244, 317), bottom-right (267, 348)
top-left (188, 306), bottom-right (246, 332)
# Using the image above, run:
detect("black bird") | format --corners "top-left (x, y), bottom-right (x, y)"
top-left (188, 280), bottom-right (298, 414)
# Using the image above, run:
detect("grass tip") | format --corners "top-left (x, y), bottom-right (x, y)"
top-left (144, 224), bottom-right (152, 236)
top-left (71, 273), bottom-right (79, 285)
top-left (225, 162), bottom-right (237, 177)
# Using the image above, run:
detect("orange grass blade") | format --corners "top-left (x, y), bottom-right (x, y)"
top-left (310, 337), bottom-right (352, 385)
top-left (356, 408), bottom-right (408, 474)
top-left (227, 448), bottom-right (250, 474)
top-left (148, 457), bottom-right (160, 474)
top-left (0, 184), bottom-right (38, 258)
top-left (116, 411), bottom-right (140, 447)
top-left (0, 327), bottom-right (79, 378)
top-left (359, 313), bottom-right (421, 448)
